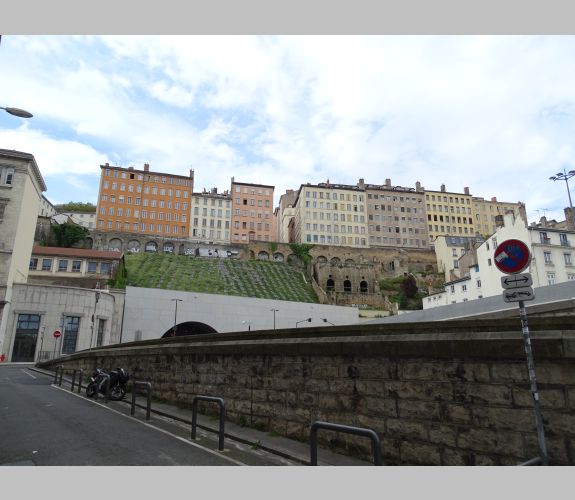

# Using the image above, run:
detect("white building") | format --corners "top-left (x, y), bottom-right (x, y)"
top-left (425, 211), bottom-right (575, 309)
top-left (60, 211), bottom-right (96, 229)
top-left (39, 195), bottom-right (57, 218)
top-left (434, 235), bottom-right (484, 282)
top-left (0, 149), bottom-right (47, 361)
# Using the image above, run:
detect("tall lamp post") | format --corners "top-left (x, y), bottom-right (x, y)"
top-left (1, 106), bottom-right (33, 118)
top-left (296, 318), bottom-right (312, 328)
top-left (270, 308), bottom-right (279, 330)
top-left (171, 298), bottom-right (182, 336)
top-left (321, 318), bottom-right (335, 326)
top-left (549, 169), bottom-right (575, 225)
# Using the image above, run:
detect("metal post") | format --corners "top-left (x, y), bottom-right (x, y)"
top-left (518, 301), bottom-right (549, 465)
top-left (191, 396), bottom-right (226, 451)
top-left (131, 381), bottom-right (152, 421)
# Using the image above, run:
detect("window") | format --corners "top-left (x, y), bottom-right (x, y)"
top-left (88, 261), bottom-right (98, 273)
top-left (540, 232), bottom-right (550, 244)
top-left (62, 316), bottom-right (80, 355)
top-left (544, 251), bottom-right (553, 264)
top-left (450, 285), bottom-right (455, 294)
top-left (547, 272), bottom-right (556, 285)
top-left (476, 279), bottom-right (481, 288)
top-left (4, 167), bottom-right (14, 185)
top-left (100, 262), bottom-right (111, 274)
top-left (565, 253), bottom-right (572, 265)
top-left (29, 258), bottom-right (38, 270)
top-left (58, 259), bottom-right (68, 272)
top-left (461, 284), bottom-right (467, 292)
top-left (560, 233), bottom-right (569, 246)
top-left (71, 260), bottom-right (82, 273)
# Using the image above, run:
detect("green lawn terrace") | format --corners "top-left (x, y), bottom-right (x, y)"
top-left (123, 253), bottom-right (319, 303)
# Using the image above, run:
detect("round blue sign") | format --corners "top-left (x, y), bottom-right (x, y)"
top-left (494, 239), bottom-right (531, 274)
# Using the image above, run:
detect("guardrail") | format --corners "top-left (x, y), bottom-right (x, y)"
top-left (130, 381), bottom-right (152, 421)
top-left (53, 365), bottom-right (64, 386)
top-left (191, 396), bottom-right (226, 451)
top-left (518, 457), bottom-right (543, 466)
top-left (70, 369), bottom-right (84, 393)
top-left (309, 421), bottom-right (383, 466)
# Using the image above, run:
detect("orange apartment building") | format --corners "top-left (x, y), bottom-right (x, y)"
top-left (230, 178), bottom-right (275, 243)
top-left (96, 163), bottom-right (194, 238)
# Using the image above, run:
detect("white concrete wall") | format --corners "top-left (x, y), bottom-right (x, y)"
top-left (122, 286), bottom-right (359, 342)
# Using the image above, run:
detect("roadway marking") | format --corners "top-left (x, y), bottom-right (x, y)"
top-left (21, 370), bottom-right (37, 379)
top-left (51, 385), bottom-right (246, 466)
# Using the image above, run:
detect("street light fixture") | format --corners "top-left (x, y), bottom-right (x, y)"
top-left (1, 106), bottom-right (33, 118)
top-left (171, 298), bottom-right (182, 336)
top-left (242, 321), bottom-right (253, 332)
top-left (296, 318), bottom-right (312, 328)
top-left (321, 318), bottom-right (335, 326)
top-left (549, 168), bottom-right (575, 225)
top-left (270, 308), bottom-right (279, 330)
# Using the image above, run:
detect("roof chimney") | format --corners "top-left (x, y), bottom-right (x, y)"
top-left (144, 163), bottom-right (149, 172)
top-left (441, 184), bottom-right (446, 192)
top-left (358, 178), bottom-right (365, 189)
top-left (464, 187), bottom-right (470, 195)
top-left (491, 196), bottom-right (497, 202)
top-left (415, 181), bottom-right (422, 192)
top-left (385, 178), bottom-right (391, 188)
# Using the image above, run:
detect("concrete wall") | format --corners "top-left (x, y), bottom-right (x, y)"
top-left (42, 317), bottom-right (575, 465)
top-left (122, 286), bottom-right (359, 341)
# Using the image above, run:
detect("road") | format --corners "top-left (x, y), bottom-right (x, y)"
top-left (0, 364), bottom-right (244, 466)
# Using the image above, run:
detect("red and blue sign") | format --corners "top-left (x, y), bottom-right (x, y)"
top-left (494, 239), bottom-right (531, 274)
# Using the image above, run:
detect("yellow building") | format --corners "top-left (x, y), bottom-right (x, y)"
top-left (472, 196), bottom-right (525, 238)
top-left (425, 185), bottom-right (474, 246)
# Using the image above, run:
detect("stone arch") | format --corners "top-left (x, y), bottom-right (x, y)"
top-left (343, 278), bottom-right (352, 292)
top-left (162, 321), bottom-right (218, 338)
top-left (178, 243), bottom-right (185, 255)
top-left (144, 241), bottom-right (158, 253)
top-left (108, 238), bottom-right (123, 252)
top-left (127, 240), bottom-right (141, 253)
top-left (360, 279), bottom-right (369, 293)
top-left (316, 255), bottom-right (327, 264)
top-left (330, 257), bottom-right (341, 266)
top-left (273, 252), bottom-right (284, 262)
top-left (258, 251), bottom-right (270, 260)
top-left (163, 242), bottom-right (175, 254)
top-left (326, 277), bottom-right (335, 292)
top-left (84, 237), bottom-right (94, 249)
top-left (345, 258), bottom-right (355, 265)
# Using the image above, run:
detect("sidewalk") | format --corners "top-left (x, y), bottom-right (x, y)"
top-left (30, 366), bottom-right (373, 466)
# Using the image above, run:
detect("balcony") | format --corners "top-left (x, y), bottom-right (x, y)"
top-left (561, 239), bottom-right (571, 247)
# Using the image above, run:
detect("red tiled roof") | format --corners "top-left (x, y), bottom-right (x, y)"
top-left (32, 246), bottom-right (123, 260)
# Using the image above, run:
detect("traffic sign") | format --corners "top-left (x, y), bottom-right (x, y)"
top-left (494, 239), bottom-right (531, 274)
top-left (501, 273), bottom-right (533, 289)
top-left (503, 287), bottom-right (535, 303)
top-left (53, 330), bottom-right (61, 339)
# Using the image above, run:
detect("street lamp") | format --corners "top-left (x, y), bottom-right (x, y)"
top-left (171, 298), bottom-right (182, 336)
top-left (549, 168), bottom-right (575, 224)
top-left (242, 321), bottom-right (253, 332)
top-left (89, 291), bottom-right (101, 350)
top-left (270, 308), bottom-right (279, 330)
top-left (321, 318), bottom-right (335, 326)
top-left (1, 106), bottom-right (33, 118)
top-left (296, 318), bottom-right (312, 328)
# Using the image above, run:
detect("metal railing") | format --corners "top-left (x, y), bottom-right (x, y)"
top-left (53, 365), bottom-right (64, 386)
top-left (191, 396), bottom-right (226, 451)
top-left (518, 457), bottom-right (543, 466)
top-left (93, 373), bottom-right (110, 403)
top-left (309, 421), bottom-right (382, 466)
top-left (70, 369), bottom-right (84, 393)
top-left (130, 381), bottom-right (152, 421)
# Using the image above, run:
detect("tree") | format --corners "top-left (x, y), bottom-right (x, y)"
top-left (55, 201), bottom-right (97, 213)
top-left (400, 274), bottom-right (418, 299)
top-left (51, 223), bottom-right (90, 247)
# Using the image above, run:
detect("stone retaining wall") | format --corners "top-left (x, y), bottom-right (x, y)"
top-left (42, 318), bottom-right (575, 465)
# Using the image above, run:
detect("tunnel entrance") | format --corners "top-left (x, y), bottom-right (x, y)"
top-left (161, 321), bottom-right (218, 338)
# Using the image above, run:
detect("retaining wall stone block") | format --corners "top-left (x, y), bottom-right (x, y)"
top-left (457, 428), bottom-right (524, 456)
top-left (386, 419), bottom-right (429, 441)
top-left (400, 441), bottom-right (441, 465)
top-left (397, 399), bottom-right (441, 420)
top-left (512, 388), bottom-right (566, 409)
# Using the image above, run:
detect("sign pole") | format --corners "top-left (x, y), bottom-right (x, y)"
top-left (518, 300), bottom-right (549, 465)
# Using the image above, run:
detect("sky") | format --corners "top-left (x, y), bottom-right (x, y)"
top-left (2, 35), bottom-right (575, 223)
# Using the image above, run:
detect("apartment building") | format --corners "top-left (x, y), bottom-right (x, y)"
top-left (292, 182), bottom-right (369, 247)
top-left (38, 194), bottom-right (57, 218)
top-left (96, 163), bottom-right (194, 238)
top-left (360, 178), bottom-right (428, 249)
top-left (60, 211), bottom-right (96, 229)
top-left (425, 185), bottom-right (475, 246)
top-left (472, 196), bottom-right (525, 238)
top-left (433, 235), bottom-right (485, 282)
top-left (275, 189), bottom-right (298, 243)
top-left (230, 178), bottom-right (275, 243)
top-left (190, 188), bottom-right (232, 244)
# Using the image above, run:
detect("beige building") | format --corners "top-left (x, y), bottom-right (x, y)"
top-left (361, 178), bottom-right (428, 249)
top-left (472, 196), bottom-right (525, 238)
top-left (39, 194), bottom-right (57, 218)
top-left (275, 189), bottom-right (298, 243)
top-left (433, 235), bottom-right (485, 282)
top-left (230, 178), bottom-right (275, 244)
top-left (292, 182), bottom-right (369, 247)
top-left (0, 149), bottom-right (47, 361)
top-left (190, 188), bottom-right (232, 244)
top-left (60, 211), bottom-right (97, 229)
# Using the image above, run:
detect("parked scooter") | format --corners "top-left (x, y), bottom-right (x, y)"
top-left (86, 367), bottom-right (130, 400)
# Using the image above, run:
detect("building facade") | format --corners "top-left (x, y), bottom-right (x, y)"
top-left (96, 163), bottom-right (194, 239)
top-left (472, 196), bottom-right (525, 238)
top-left (361, 178), bottom-right (428, 249)
top-left (190, 188), bottom-right (232, 244)
top-left (230, 178), bottom-right (275, 244)
top-left (292, 182), bottom-right (369, 247)
top-left (275, 189), bottom-right (298, 243)
top-left (60, 211), bottom-right (96, 229)
top-left (0, 149), bottom-right (47, 361)
top-left (434, 235), bottom-right (485, 282)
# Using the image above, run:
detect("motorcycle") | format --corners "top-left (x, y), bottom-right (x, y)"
top-left (86, 367), bottom-right (130, 401)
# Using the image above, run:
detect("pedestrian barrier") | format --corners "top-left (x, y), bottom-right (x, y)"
top-left (94, 373), bottom-right (111, 403)
top-left (191, 396), bottom-right (226, 451)
top-left (70, 369), bottom-right (84, 394)
top-left (53, 365), bottom-right (64, 386)
top-left (130, 381), bottom-right (152, 421)
top-left (309, 421), bottom-right (383, 466)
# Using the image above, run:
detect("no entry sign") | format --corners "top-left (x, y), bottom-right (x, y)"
top-left (494, 239), bottom-right (531, 274)
top-left (53, 330), bottom-right (62, 339)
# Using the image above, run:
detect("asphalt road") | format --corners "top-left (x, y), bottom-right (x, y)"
top-left (0, 364), bottom-right (241, 466)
